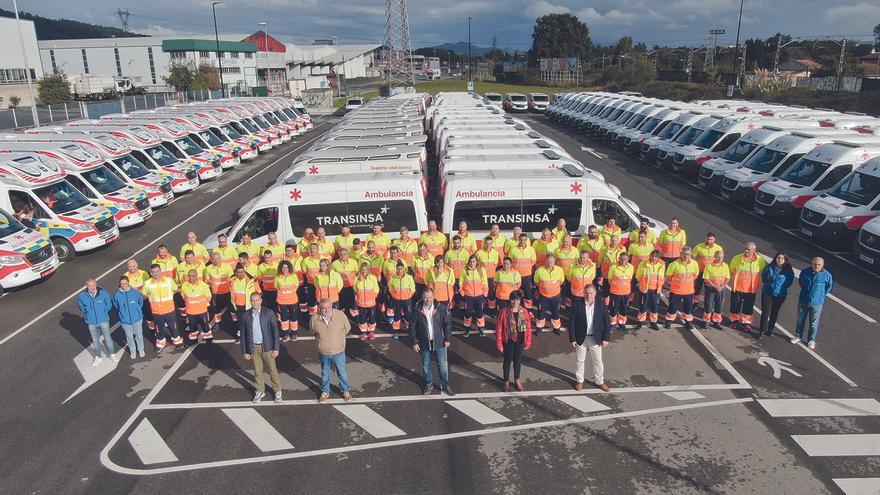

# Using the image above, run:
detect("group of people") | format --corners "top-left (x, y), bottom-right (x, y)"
top-left (77, 217), bottom-right (835, 399)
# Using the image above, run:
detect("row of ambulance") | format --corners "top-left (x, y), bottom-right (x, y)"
top-left (0, 97), bottom-right (313, 295)
top-left (206, 91), bottom-right (669, 254)
top-left (546, 92), bottom-right (880, 270)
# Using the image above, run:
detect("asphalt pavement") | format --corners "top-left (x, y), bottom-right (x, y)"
top-left (0, 112), bottom-right (878, 494)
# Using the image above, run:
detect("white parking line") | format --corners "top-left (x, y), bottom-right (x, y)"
top-left (128, 418), bottom-right (178, 465)
top-left (833, 478), bottom-right (880, 495)
top-left (555, 395), bottom-right (611, 413)
top-left (663, 391), bottom-right (706, 401)
top-left (222, 408), bottom-right (294, 452)
top-left (333, 404), bottom-right (406, 438)
top-left (792, 434), bottom-right (880, 456)
top-left (688, 327), bottom-right (751, 387)
top-left (757, 398), bottom-right (880, 417)
top-left (447, 400), bottom-right (511, 425)
top-left (760, 321), bottom-right (858, 388)
top-left (0, 125), bottom-right (328, 348)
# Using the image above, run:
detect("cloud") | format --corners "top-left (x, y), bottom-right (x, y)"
top-left (823, 2), bottom-right (880, 31)
top-left (525, 0), bottom-right (571, 18)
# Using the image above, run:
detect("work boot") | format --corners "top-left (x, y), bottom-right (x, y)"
top-left (463, 329), bottom-right (472, 338)
top-left (683, 320), bottom-right (693, 330)
top-left (478, 328), bottom-right (485, 337)
top-left (712, 322), bottom-right (722, 330)
top-left (502, 381), bottom-right (510, 392)
top-left (515, 380), bottom-right (525, 391)
top-left (663, 321), bottom-right (671, 329)
top-left (649, 322), bottom-right (659, 330)
top-left (635, 322), bottom-right (643, 330)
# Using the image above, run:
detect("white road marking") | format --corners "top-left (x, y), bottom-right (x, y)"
top-left (756, 353), bottom-right (802, 379)
top-left (0, 125), bottom-right (328, 347)
top-left (792, 434), bottom-right (880, 456)
top-left (128, 418), bottom-right (178, 465)
top-left (757, 398), bottom-right (880, 417)
top-left (221, 408), bottom-right (294, 452)
top-left (64, 323), bottom-right (126, 404)
top-left (663, 391), bottom-right (706, 401)
top-left (761, 321), bottom-right (858, 388)
top-left (555, 395), bottom-right (612, 413)
top-left (447, 400), bottom-right (511, 425)
top-left (333, 404), bottom-right (406, 438)
top-left (688, 327), bottom-right (751, 387)
top-left (833, 478), bottom-right (880, 495)
top-left (580, 146), bottom-right (606, 159)
top-left (104, 397), bottom-right (754, 475)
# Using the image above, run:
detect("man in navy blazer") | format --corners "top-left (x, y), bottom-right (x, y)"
top-left (568, 284), bottom-right (611, 391)
top-left (240, 292), bottom-right (283, 402)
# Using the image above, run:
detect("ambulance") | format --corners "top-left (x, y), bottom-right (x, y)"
top-left (552, 93), bottom-right (598, 123)
top-left (9, 131), bottom-right (178, 206)
top-left (204, 170), bottom-right (429, 249)
top-left (215, 101), bottom-right (291, 142)
top-left (640, 111), bottom-right (709, 163)
top-left (589, 100), bottom-right (658, 139)
top-left (618, 106), bottom-right (694, 154)
top-left (854, 217), bottom-right (880, 268)
top-left (441, 166), bottom-right (666, 239)
top-left (755, 139), bottom-right (880, 223)
top-left (0, 142), bottom-right (152, 227)
top-left (191, 102), bottom-right (284, 146)
top-left (0, 207), bottom-right (58, 294)
top-left (799, 157), bottom-right (880, 245)
top-left (309, 135), bottom-right (427, 152)
top-left (439, 152), bottom-right (605, 190)
top-left (0, 152), bottom-right (119, 260)
top-left (129, 109), bottom-right (254, 162)
top-left (229, 97), bottom-right (305, 135)
top-left (563, 94), bottom-right (607, 126)
top-left (654, 113), bottom-right (730, 169)
top-left (325, 129), bottom-right (425, 142)
top-left (439, 140), bottom-right (569, 160)
top-left (434, 121), bottom-right (530, 151)
top-left (174, 103), bottom-right (273, 151)
top-left (440, 130), bottom-right (554, 156)
top-left (603, 102), bottom-right (668, 145)
top-left (579, 97), bottom-right (635, 133)
top-left (290, 146), bottom-right (426, 174)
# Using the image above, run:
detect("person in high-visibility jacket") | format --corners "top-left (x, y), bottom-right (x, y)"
top-left (533, 254), bottom-right (565, 334)
top-left (353, 262), bottom-right (380, 340)
top-left (598, 235), bottom-right (626, 297)
top-left (576, 225), bottom-right (604, 264)
top-left (360, 240), bottom-right (387, 314)
top-left (485, 223), bottom-right (507, 258)
top-left (728, 242), bottom-right (766, 332)
top-left (257, 250), bottom-right (279, 311)
top-left (392, 226), bottom-right (419, 266)
top-left (664, 246), bottom-right (700, 329)
top-left (552, 218), bottom-right (569, 243)
top-left (493, 257), bottom-right (522, 310)
top-left (142, 264), bottom-right (183, 351)
top-left (503, 226), bottom-right (526, 256)
top-left (180, 231), bottom-right (210, 265)
top-left (627, 231), bottom-right (655, 274)
top-left (412, 243), bottom-right (433, 297)
top-left (313, 258), bottom-right (343, 311)
top-left (427, 255), bottom-right (456, 308)
top-left (176, 250), bottom-right (205, 316)
top-left (554, 235), bottom-right (579, 307)
top-left (212, 234), bottom-right (239, 269)
top-left (261, 232), bottom-right (286, 264)
top-left (607, 252), bottom-right (635, 330)
top-left (205, 252), bottom-right (233, 327)
top-left (300, 243), bottom-right (325, 314)
top-left (658, 218), bottom-right (687, 265)
top-left (348, 238), bottom-right (366, 265)
top-left (635, 250), bottom-right (665, 329)
top-left (382, 246), bottom-right (409, 317)
top-left (153, 244), bottom-right (178, 280)
top-left (334, 225), bottom-right (356, 258)
top-left (568, 250), bottom-right (597, 304)
top-left (313, 227), bottom-right (336, 260)
top-left (388, 262), bottom-right (416, 336)
top-left (420, 220), bottom-right (448, 259)
top-left (477, 237), bottom-right (500, 309)
top-left (444, 235), bottom-right (470, 309)
top-left (459, 255), bottom-right (489, 336)
top-left (456, 220), bottom-right (478, 254)
top-left (533, 228), bottom-right (559, 267)
top-left (282, 244), bottom-right (306, 313)
top-left (124, 259), bottom-right (152, 329)
top-left (507, 233), bottom-right (537, 309)
top-left (297, 228), bottom-right (317, 256)
top-left (691, 232), bottom-right (723, 304)
top-left (366, 222), bottom-right (391, 258)
top-left (628, 218), bottom-right (657, 246)
top-left (231, 263), bottom-right (260, 342)
top-left (181, 269), bottom-right (212, 342)
top-left (237, 233), bottom-right (263, 266)
top-left (332, 248), bottom-right (358, 315)
top-left (599, 218), bottom-right (622, 246)
top-left (275, 260), bottom-right (300, 341)
top-left (702, 250), bottom-right (730, 330)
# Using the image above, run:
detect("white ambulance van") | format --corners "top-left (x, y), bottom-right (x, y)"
top-left (0, 207), bottom-right (58, 294)
top-left (178, 103), bottom-right (274, 151)
top-left (309, 135), bottom-right (427, 152)
top-left (854, 216), bottom-right (880, 268)
top-left (439, 129), bottom-right (546, 156)
top-left (439, 153), bottom-right (606, 192)
top-left (0, 152), bottom-right (119, 260)
top-left (441, 166), bottom-right (665, 239)
top-left (435, 121), bottom-right (530, 151)
top-left (640, 111), bottom-right (709, 164)
top-left (290, 147), bottom-right (426, 173)
top-left (128, 110), bottom-right (249, 165)
top-left (439, 140), bottom-right (570, 160)
top-left (205, 170), bottom-right (429, 248)
top-left (798, 157), bottom-right (880, 244)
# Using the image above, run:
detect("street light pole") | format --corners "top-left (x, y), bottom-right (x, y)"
top-left (211, 1), bottom-right (225, 98)
top-left (12, 0), bottom-right (38, 126)
top-left (467, 16), bottom-right (472, 83)
top-left (732, 0), bottom-right (744, 86)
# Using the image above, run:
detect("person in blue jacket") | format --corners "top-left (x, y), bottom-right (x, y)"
top-left (114, 275), bottom-right (146, 359)
top-left (791, 257), bottom-right (834, 349)
top-left (757, 252), bottom-right (794, 338)
top-left (77, 278), bottom-right (116, 366)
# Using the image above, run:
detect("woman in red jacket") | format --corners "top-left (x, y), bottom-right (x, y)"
top-left (495, 290), bottom-right (532, 392)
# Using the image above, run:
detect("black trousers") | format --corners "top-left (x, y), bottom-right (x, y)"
top-left (759, 293), bottom-right (787, 333)
top-left (502, 339), bottom-right (525, 381)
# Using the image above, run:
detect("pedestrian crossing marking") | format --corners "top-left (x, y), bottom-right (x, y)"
top-left (128, 418), bottom-right (178, 465)
top-left (758, 398), bottom-right (880, 417)
top-left (663, 391), bottom-right (706, 401)
top-left (222, 408), bottom-right (294, 452)
top-left (833, 477), bottom-right (880, 495)
top-left (555, 396), bottom-right (611, 413)
top-left (447, 400), bottom-right (511, 425)
top-left (792, 434), bottom-right (880, 457)
top-left (333, 404), bottom-right (406, 438)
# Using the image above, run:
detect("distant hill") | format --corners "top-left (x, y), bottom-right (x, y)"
top-left (430, 42), bottom-right (493, 56)
top-left (0, 8), bottom-right (146, 40)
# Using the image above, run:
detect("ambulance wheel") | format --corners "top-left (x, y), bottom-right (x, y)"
top-left (52, 238), bottom-right (75, 262)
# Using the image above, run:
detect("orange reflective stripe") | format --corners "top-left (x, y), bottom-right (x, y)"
top-left (493, 270), bottom-right (521, 300)
top-left (276, 274), bottom-right (300, 305)
top-left (666, 260), bottom-right (699, 295)
top-left (314, 272), bottom-right (343, 302)
top-left (354, 275), bottom-right (379, 307)
top-left (459, 268), bottom-right (488, 297)
top-left (389, 275), bottom-right (415, 300)
top-left (637, 261), bottom-right (665, 292)
top-left (428, 268), bottom-right (456, 302)
top-left (659, 228), bottom-right (687, 259)
top-left (608, 263), bottom-right (634, 295)
top-left (534, 266), bottom-right (564, 297)
top-left (569, 262), bottom-right (597, 297)
top-left (476, 249), bottom-right (499, 278)
top-left (412, 256), bottom-right (433, 284)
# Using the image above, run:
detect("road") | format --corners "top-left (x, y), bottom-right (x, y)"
top-left (1, 113), bottom-right (879, 494)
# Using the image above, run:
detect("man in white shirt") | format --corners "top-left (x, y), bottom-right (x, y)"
top-left (568, 284), bottom-right (611, 391)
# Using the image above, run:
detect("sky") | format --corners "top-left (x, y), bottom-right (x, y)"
top-left (17, 0), bottom-right (880, 49)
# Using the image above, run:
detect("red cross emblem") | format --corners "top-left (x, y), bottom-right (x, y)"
top-left (570, 182), bottom-right (583, 194)
top-left (747, 122), bottom-right (755, 130)
top-left (548, 163), bottom-right (557, 168)
top-left (814, 141), bottom-right (822, 147)
top-left (308, 166), bottom-right (319, 174)
top-left (863, 152), bottom-right (871, 161)
top-left (13, 234), bottom-right (26, 240)
top-left (289, 188), bottom-right (302, 201)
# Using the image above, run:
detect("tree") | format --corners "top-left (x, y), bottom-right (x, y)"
top-left (616, 36), bottom-right (634, 56)
top-left (8, 96), bottom-right (20, 109)
top-left (163, 61), bottom-right (198, 91)
top-left (527, 13), bottom-right (592, 68)
top-left (197, 63), bottom-right (220, 91)
top-left (874, 23), bottom-right (880, 49)
top-left (36, 71), bottom-right (71, 104)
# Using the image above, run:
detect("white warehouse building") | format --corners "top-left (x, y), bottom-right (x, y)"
top-left (0, 17), bottom-right (43, 107)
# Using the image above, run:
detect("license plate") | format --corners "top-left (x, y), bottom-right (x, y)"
top-left (720, 191), bottom-right (730, 199)
top-left (859, 253), bottom-right (875, 264)
top-left (104, 235), bottom-right (118, 243)
top-left (801, 229), bottom-right (813, 237)
top-left (754, 207), bottom-right (765, 215)
top-left (40, 268), bottom-right (55, 278)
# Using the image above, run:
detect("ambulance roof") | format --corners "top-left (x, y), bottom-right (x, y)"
top-left (97, 118), bottom-right (189, 134)
top-left (804, 140), bottom-right (880, 163)
top-left (293, 145), bottom-right (424, 162)
top-left (0, 141), bottom-right (103, 168)
top-left (16, 131), bottom-right (132, 153)
top-left (443, 149), bottom-right (572, 163)
top-left (283, 169), bottom-right (422, 185)
top-left (0, 151), bottom-right (67, 186)
top-left (855, 157), bottom-right (880, 176)
top-left (30, 125), bottom-right (160, 144)
top-left (443, 166), bottom-right (598, 183)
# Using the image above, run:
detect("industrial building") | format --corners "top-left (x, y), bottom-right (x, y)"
top-left (0, 17), bottom-right (43, 107)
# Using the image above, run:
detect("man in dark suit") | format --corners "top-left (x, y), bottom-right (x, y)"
top-left (240, 292), bottom-right (283, 402)
top-left (568, 284), bottom-right (612, 391)
top-left (409, 287), bottom-right (454, 396)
